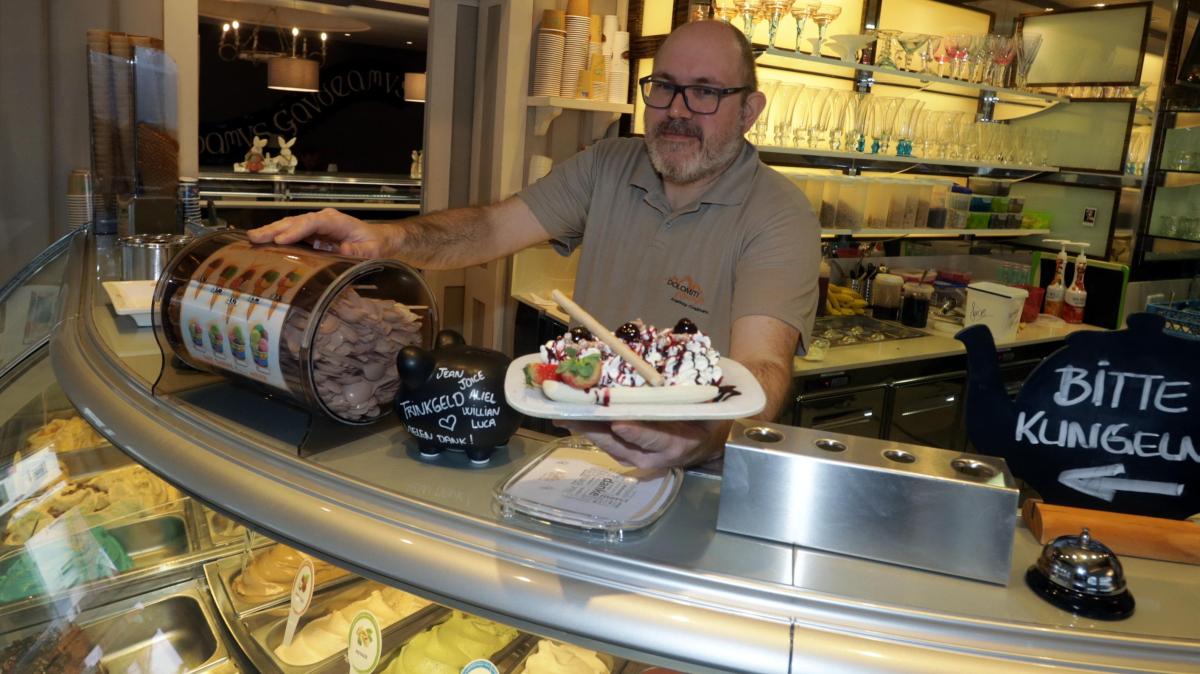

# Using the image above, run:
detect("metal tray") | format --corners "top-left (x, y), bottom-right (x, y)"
top-left (188, 498), bottom-right (270, 553)
top-left (0, 580), bottom-right (232, 673)
top-left (0, 512), bottom-right (194, 623)
top-left (203, 549), bottom-right (356, 620)
top-left (221, 576), bottom-right (448, 674)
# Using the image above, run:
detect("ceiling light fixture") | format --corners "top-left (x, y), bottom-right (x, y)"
top-left (218, 10), bottom-right (327, 92)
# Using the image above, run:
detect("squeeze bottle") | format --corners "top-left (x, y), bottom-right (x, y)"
top-left (1042, 239), bottom-right (1070, 317)
top-left (1062, 242), bottom-right (1091, 324)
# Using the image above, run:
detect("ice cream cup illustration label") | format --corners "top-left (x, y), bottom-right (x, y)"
top-left (461, 660), bottom-right (500, 674)
top-left (229, 325), bottom-right (247, 362)
top-left (346, 610), bottom-right (381, 674)
top-left (282, 559), bottom-right (315, 647)
top-left (188, 319), bottom-right (204, 348)
top-left (250, 323), bottom-right (270, 369)
top-left (208, 322), bottom-right (226, 357)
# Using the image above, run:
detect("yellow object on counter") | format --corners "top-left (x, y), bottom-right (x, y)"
top-left (825, 284), bottom-right (867, 316)
top-left (382, 611), bottom-right (519, 674)
top-left (521, 640), bottom-right (610, 674)
top-left (232, 543), bottom-right (349, 603)
top-left (275, 585), bottom-right (431, 666)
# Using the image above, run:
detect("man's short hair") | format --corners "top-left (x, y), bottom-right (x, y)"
top-left (721, 21), bottom-right (759, 93)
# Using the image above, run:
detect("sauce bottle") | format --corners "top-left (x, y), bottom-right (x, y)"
top-left (1042, 239), bottom-right (1070, 317)
top-left (1062, 242), bottom-right (1091, 324)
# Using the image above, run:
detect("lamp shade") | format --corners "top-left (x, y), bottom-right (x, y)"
top-left (268, 57), bottom-right (319, 92)
top-left (404, 72), bottom-right (426, 102)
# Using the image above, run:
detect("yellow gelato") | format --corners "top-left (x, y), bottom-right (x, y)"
top-left (25, 415), bottom-right (106, 452)
top-left (382, 611), bottom-right (519, 674)
top-left (521, 640), bottom-right (610, 674)
top-left (232, 543), bottom-right (348, 603)
top-left (275, 584), bottom-right (431, 666)
top-left (3, 465), bottom-right (181, 545)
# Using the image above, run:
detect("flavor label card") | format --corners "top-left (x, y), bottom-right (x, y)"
top-left (346, 610), bottom-right (382, 674)
top-left (502, 447), bottom-right (678, 527)
top-left (282, 558), bottom-right (315, 647)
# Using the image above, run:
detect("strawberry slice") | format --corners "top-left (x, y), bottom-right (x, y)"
top-left (556, 354), bottom-right (602, 390)
top-left (524, 362), bottom-right (560, 387)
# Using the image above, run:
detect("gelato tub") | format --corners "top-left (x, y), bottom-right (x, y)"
top-left (154, 230), bottom-right (438, 424)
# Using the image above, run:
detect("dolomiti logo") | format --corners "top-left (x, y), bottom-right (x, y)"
top-left (667, 275), bottom-right (705, 304)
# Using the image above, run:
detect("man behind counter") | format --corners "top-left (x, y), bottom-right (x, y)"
top-left (248, 21), bottom-right (820, 469)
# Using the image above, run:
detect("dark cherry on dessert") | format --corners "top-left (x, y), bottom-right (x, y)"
top-left (568, 326), bottom-right (592, 342)
top-left (615, 322), bottom-right (640, 342)
top-left (673, 317), bottom-right (698, 334)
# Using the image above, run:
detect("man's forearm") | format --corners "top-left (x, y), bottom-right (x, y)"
top-left (745, 358), bottom-right (793, 422)
top-left (381, 206), bottom-right (493, 270)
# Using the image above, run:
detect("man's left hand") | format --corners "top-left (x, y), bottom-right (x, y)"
top-left (555, 419), bottom-right (727, 469)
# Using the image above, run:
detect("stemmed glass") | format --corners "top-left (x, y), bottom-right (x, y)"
top-left (714, 0), bottom-right (739, 23)
top-left (870, 97), bottom-right (901, 153)
top-left (921, 35), bottom-right (943, 77)
top-left (988, 34), bottom-right (1016, 87)
top-left (812, 4), bottom-right (842, 57)
top-left (847, 92), bottom-right (871, 152)
top-left (873, 29), bottom-right (900, 69)
top-left (772, 82), bottom-right (804, 145)
top-left (734, 0), bottom-right (761, 37)
top-left (764, 0), bottom-right (795, 49)
top-left (799, 86), bottom-right (831, 146)
top-left (752, 79), bottom-right (780, 144)
top-left (896, 33), bottom-right (929, 72)
top-left (817, 91), bottom-right (850, 149)
top-left (943, 34), bottom-right (969, 79)
top-left (892, 98), bottom-right (925, 156)
top-left (1015, 32), bottom-right (1044, 89)
top-left (791, 2), bottom-right (822, 53)
top-left (968, 34), bottom-right (992, 83)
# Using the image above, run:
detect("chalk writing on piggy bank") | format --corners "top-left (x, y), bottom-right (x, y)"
top-left (394, 330), bottom-right (521, 465)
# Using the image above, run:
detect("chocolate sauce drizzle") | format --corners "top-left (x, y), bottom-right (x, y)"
top-left (714, 385), bottom-right (741, 402)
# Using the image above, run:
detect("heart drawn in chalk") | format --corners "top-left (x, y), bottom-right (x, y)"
top-left (437, 415), bottom-right (457, 432)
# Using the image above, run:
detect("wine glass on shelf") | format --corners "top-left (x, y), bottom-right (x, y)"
top-left (714, 0), bottom-right (738, 23)
top-left (896, 33), bottom-right (929, 72)
top-left (873, 29), bottom-right (900, 69)
top-left (847, 92), bottom-right (870, 152)
top-left (817, 91), bottom-right (850, 150)
top-left (943, 33), bottom-right (969, 79)
top-left (811, 4), bottom-right (842, 58)
top-left (1015, 32), bottom-right (1044, 89)
top-left (734, 0), bottom-right (761, 38)
top-left (871, 96), bottom-right (902, 153)
top-left (772, 82), bottom-right (804, 146)
top-left (892, 98), bottom-right (924, 157)
top-left (763, 0), bottom-right (795, 49)
top-left (802, 86), bottom-right (832, 146)
top-left (829, 34), bottom-right (876, 64)
top-left (791, 2), bottom-right (822, 53)
top-left (969, 34), bottom-right (993, 83)
top-left (791, 85), bottom-right (826, 146)
top-left (751, 78), bottom-right (780, 144)
top-left (989, 34), bottom-right (1016, 87)
top-left (921, 35), bottom-right (943, 77)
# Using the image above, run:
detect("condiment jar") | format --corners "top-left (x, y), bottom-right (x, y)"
top-left (154, 230), bottom-right (438, 424)
top-left (871, 273), bottom-right (903, 321)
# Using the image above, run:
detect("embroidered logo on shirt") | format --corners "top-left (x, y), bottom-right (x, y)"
top-left (667, 275), bottom-right (709, 314)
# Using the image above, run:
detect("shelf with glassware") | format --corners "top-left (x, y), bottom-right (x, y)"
top-left (818, 227), bottom-right (1042, 240)
top-left (527, 96), bottom-right (635, 138)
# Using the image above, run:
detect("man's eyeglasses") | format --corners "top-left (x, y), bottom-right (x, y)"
top-left (638, 76), bottom-right (750, 115)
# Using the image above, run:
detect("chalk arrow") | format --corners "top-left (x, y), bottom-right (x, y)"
top-left (1058, 464), bottom-right (1185, 502)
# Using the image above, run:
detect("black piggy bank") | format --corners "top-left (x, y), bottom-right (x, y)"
top-left (393, 330), bottom-right (521, 465)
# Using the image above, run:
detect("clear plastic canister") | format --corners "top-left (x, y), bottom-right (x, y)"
top-left (153, 230), bottom-right (438, 425)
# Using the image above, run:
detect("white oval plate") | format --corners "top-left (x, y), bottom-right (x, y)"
top-left (504, 354), bottom-right (766, 421)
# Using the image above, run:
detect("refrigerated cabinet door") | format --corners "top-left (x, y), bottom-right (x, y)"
top-left (795, 385), bottom-right (886, 438)
top-left (886, 373), bottom-right (967, 451)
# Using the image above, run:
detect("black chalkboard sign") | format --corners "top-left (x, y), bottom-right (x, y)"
top-left (958, 313), bottom-right (1200, 519)
top-left (393, 330), bottom-right (521, 465)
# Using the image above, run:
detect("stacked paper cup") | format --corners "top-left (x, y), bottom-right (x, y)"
top-left (607, 30), bottom-right (631, 104)
top-left (533, 10), bottom-right (565, 97)
top-left (562, 0), bottom-right (590, 98)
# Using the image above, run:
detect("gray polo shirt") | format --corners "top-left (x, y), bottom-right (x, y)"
top-left (517, 136), bottom-right (819, 355)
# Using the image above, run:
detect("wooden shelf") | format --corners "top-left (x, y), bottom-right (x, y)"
top-left (820, 228), bottom-right (1046, 240)
top-left (527, 96), bottom-right (634, 139)
top-left (757, 48), bottom-right (1068, 107)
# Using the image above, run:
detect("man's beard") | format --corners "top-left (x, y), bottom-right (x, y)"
top-left (645, 113), bottom-right (746, 185)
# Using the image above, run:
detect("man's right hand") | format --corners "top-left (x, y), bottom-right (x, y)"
top-left (246, 208), bottom-right (394, 259)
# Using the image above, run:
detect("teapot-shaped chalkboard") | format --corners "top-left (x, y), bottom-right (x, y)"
top-left (957, 313), bottom-right (1200, 519)
top-left (393, 330), bottom-right (521, 465)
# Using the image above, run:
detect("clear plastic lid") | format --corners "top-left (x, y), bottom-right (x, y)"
top-left (494, 437), bottom-right (682, 542)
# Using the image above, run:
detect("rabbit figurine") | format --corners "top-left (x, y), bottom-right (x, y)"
top-left (276, 136), bottom-right (298, 174)
top-left (235, 136), bottom-right (269, 173)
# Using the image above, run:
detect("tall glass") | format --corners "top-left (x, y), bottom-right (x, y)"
top-left (799, 86), bottom-right (831, 146)
top-left (893, 98), bottom-right (925, 157)
top-left (968, 34), bottom-right (991, 83)
top-left (818, 91), bottom-right (850, 149)
top-left (763, 0), bottom-right (796, 49)
top-left (848, 91), bottom-right (871, 152)
top-left (943, 33), bottom-right (969, 79)
top-left (772, 82), bottom-right (804, 145)
top-left (752, 78), bottom-right (780, 144)
top-left (1015, 32), bottom-right (1044, 89)
top-left (921, 35), bottom-right (943, 77)
top-left (988, 34), bottom-right (1016, 87)
top-left (870, 97), bottom-right (901, 153)
top-left (812, 4), bottom-right (842, 57)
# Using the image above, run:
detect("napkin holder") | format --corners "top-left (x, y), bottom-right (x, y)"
top-left (717, 420), bottom-right (1019, 585)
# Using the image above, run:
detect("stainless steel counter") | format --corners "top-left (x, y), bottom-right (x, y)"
top-left (52, 231), bottom-right (1200, 673)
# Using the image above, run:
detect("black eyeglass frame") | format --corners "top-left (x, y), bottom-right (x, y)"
top-left (637, 76), bottom-right (752, 114)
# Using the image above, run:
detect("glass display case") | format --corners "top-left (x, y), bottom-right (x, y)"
top-left (2, 227), bottom-right (1199, 673)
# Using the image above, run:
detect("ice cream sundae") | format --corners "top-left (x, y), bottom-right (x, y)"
top-left (526, 318), bottom-right (726, 405)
